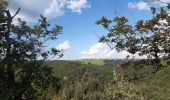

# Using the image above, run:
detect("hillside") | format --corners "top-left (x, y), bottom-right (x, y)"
top-left (44, 59), bottom-right (170, 99)
top-left (78, 59), bottom-right (105, 65)
top-left (46, 59), bottom-right (116, 78)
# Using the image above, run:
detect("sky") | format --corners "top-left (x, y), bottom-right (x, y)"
top-left (8, 0), bottom-right (170, 60)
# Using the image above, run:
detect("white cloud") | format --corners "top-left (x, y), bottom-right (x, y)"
top-left (128, 0), bottom-right (170, 11)
top-left (9, 0), bottom-right (51, 22)
top-left (160, 0), bottom-right (170, 3)
top-left (128, 1), bottom-right (150, 10)
top-left (80, 43), bottom-right (147, 59)
top-left (67, 0), bottom-right (91, 13)
top-left (8, 0), bottom-right (90, 22)
top-left (80, 43), bottom-right (131, 59)
top-left (56, 41), bottom-right (70, 51)
top-left (44, 0), bottom-right (66, 18)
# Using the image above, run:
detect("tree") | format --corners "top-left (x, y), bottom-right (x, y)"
top-left (105, 65), bottom-right (141, 100)
top-left (96, 2), bottom-right (170, 72)
top-left (0, 0), bottom-right (63, 99)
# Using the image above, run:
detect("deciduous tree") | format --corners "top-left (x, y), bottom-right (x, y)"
top-left (0, 0), bottom-right (62, 99)
top-left (96, 2), bottom-right (170, 72)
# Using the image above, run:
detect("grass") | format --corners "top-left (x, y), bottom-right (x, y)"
top-left (78, 59), bottom-right (105, 65)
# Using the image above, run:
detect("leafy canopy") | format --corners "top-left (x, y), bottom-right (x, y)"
top-left (96, 2), bottom-right (170, 72)
top-left (0, 0), bottom-right (62, 99)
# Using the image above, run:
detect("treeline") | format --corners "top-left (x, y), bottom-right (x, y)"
top-left (42, 59), bottom-right (170, 100)
top-left (1, 0), bottom-right (170, 99)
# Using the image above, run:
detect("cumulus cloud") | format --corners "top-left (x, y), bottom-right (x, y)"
top-left (56, 41), bottom-right (70, 51)
top-left (9, 0), bottom-right (51, 22)
top-left (43, 0), bottom-right (66, 18)
top-left (128, 0), bottom-right (170, 11)
top-left (80, 43), bottom-right (147, 59)
top-left (80, 43), bottom-right (130, 59)
top-left (8, 0), bottom-right (90, 22)
top-left (128, 1), bottom-right (150, 10)
top-left (67, 0), bottom-right (91, 13)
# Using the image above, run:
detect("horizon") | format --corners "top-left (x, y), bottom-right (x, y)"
top-left (8, 0), bottom-right (167, 60)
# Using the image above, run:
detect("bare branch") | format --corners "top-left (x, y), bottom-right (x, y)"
top-left (12, 8), bottom-right (20, 19)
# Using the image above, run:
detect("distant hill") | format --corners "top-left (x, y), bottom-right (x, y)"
top-left (45, 59), bottom-right (122, 78)
top-left (44, 59), bottom-right (170, 99)
top-left (78, 59), bottom-right (122, 66)
top-left (45, 59), bottom-right (119, 78)
top-left (78, 59), bottom-right (105, 65)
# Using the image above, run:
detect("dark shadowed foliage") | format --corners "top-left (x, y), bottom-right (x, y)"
top-left (0, 0), bottom-right (62, 99)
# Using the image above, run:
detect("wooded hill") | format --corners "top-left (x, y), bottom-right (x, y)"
top-left (42, 59), bottom-right (170, 100)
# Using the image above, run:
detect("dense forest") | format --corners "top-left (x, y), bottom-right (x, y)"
top-left (42, 59), bottom-right (170, 99)
top-left (1, 0), bottom-right (170, 99)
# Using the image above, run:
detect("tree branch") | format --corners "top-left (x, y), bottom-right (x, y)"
top-left (12, 8), bottom-right (20, 19)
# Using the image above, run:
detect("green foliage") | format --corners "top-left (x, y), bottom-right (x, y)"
top-left (79, 59), bottom-right (105, 65)
top-left (0, 0), bottom-right (7, 11)
top-left (45, 59), bottom-right (170, 100)
top-left (45, 60), bottom-right (113, 100)
top-left (0, 0), bottom-right (62, 99)
top-left (122, 59), bottom-right (154, 81)
top-left (96, 3), bottom-right (170, 72)
top-left (1, 0), bottom-right (170, 99)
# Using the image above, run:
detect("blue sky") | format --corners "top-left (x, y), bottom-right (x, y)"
top-left (8, 0), bottom-right (168, 60)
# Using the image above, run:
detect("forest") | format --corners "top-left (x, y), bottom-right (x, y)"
top-left (1, 0), bottom-right (170, 99)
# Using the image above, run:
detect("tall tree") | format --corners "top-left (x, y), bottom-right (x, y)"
top-left (96, 2), bottom-right (170, 72)
top-left (0, 0), bottom-right (62, 99)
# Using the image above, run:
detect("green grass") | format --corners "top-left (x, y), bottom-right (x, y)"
top-left (78, 59), bottom-right (105, 65)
